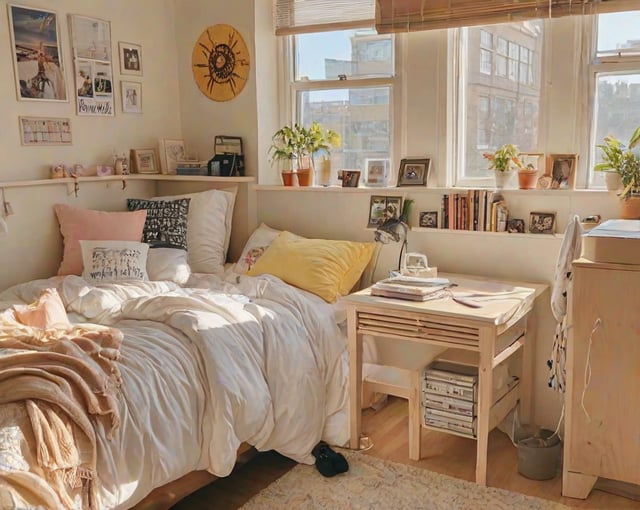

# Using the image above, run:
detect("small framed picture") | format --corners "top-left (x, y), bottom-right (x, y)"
top-left (529, 212), bottom-right (556, 234)
top-left (119, 41), bottom-right (142, 76)
top-left (364, 159), bottom-right (390, 187)
top-left (548, 154), bottom-right (578, 189)
top-left (19, 116), bottom-right (72, 146)
top-left (419, 211), bottom-right (438, 228)
top-left (368, 195), bottom-right (403, 228)
top-left (158, 138), bottom-right (186, 174)
top-left (342, 169), bottom-right (361, 188)
top-left (130, 148), bottom-right (159, 174)
top-left (507, 218), bottom-right (525, 233)
top-left (121, 81), bottom-right (141, 113)
top-left (397, 158), bottom-right (430, 186)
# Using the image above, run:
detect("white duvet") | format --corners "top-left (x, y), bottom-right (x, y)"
top-left (0, 273), bottom-right (349, 509)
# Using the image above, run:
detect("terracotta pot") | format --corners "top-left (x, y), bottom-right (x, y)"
top-left (620, 196), bottom-right (640, 219)
top-left (281, 171), bottom-right (296, 187)
top-left (296, 168), bottom-right (312, 186)
top-left (517, 169), bottom-right (539, 190)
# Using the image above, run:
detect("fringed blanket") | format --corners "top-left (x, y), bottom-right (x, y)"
top-left (0, 296), bottom-right (122, 509)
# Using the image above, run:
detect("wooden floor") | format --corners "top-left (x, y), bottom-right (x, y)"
top-left (172, 397), bottom-right (640, 509)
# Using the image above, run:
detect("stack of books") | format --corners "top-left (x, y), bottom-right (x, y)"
top-left (370, 276), bottom-right (450, 301)
top-left (421, 361), bottom-right (478, 438)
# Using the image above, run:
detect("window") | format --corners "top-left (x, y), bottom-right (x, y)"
top-left (589, 10), bottom-right (640, 188)
top-left (289, 29), bottom-right (395, 174)
top-left (455, 21), bottom-right (544, 185)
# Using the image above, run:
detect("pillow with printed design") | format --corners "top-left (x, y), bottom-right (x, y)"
top-left (233, 223), bottom-right (303, 274)
top-left (79, 240), bottom-right (149, 283)
top-left (126, 198), bottom-right (190, 250)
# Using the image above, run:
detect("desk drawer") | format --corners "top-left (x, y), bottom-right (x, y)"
top-left (357, 310), bottom-right (480, 348)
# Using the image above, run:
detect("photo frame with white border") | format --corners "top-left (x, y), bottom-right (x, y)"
top-left (118, 41), bottom-right (142, 76)
top-left (19, 116), bottom-right (72, 146)
top-left (8, 4), bottom-right (68, 102)
top-left (121, 81), bottom-right (141, 113)
top-left (364, 158), bottom-right (390, 187)
top-left (158, 138), bottom-right (186, 174)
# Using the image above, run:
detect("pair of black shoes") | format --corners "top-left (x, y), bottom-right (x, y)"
top-left (311, 441), bottom-right (349, 477)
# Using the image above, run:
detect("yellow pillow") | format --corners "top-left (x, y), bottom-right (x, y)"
top-left (247, 231), bottom-right (376, 303)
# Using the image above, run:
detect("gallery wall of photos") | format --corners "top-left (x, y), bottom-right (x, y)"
top-left (7, 3), bottom-right (144, 146)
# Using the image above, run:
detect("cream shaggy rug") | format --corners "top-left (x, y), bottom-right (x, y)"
top-left (239, 450), bottom-right (569, 510)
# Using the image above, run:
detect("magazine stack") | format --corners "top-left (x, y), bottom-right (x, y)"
top-left (422, 361), bottom-right (478, 438)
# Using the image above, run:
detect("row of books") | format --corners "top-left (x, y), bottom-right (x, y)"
top-left (441, 190), bottom-right (508, 232)
top-left (422, 361), bottom-right (478, 438)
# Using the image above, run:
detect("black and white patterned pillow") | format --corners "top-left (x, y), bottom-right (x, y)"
top-left (127, 198), bottom-right (190, 250)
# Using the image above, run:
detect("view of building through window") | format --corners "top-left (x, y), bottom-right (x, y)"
top-left (294, 30), bottom-right (394, 173)
top-left (458, 21), bottom-right (544, 182)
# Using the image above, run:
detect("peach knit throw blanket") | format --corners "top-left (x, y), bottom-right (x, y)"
top-left (0, 307), bottom-right (122, 509)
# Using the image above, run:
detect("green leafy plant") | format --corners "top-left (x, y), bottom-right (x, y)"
top-left (269, 122), bottom-right (341, 165)
top-left (594, 126), bottom-right (640, 200)
top-left (482, 144), bottom-right (524, 172)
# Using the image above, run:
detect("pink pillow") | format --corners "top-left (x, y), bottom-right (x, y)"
top-left (54, 204), bottom-right (147, 275)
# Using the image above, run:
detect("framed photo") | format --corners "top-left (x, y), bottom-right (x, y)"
top-left (368, 195), bottom-right (403, 228)
top-left (419, 211), bottom-right (438, 228)
top-left (8, 4), bottom-right (68, 101)
top-left (118, 41), bottom-right (142, 76)
top-left (121, 81), bottom-right (142, 113)
top-left (19, 116), bottom-right (72, 146)
top-left (130, 148), bottom-right (159, 174)
top-left (507, 218), bottom-right (525, 233)
top-left (158, 138), bottom-right (186, 174)
top-left (529, 212), bottom-right (556, 234)
top-left (548, 154), bottom-right (578, 189)
top-left (364, 159), bottom-right (390, 187)
top-left (342, 170), bottom-right (361, 188)
top-left (397, 158), bottom-right (430, 186)
top-left (70, 14), bottom-right (114, 116)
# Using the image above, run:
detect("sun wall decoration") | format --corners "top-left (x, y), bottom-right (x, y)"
top-left (191, 24), bottom-right (250, 102)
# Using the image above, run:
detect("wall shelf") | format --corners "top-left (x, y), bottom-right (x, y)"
top-left (410, 227), bottom-right (564, 239)
top-left (0, 174), bottom-right (254, 189)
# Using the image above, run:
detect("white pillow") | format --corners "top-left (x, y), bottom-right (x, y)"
top-left (233, 223), bottom-right (303, 274)
top-left (79, 240), bottom-right (149, 283)
top-left (147, 248), bottom-right (191, 285)
top-left (152, 187), bottom-right (236, 274)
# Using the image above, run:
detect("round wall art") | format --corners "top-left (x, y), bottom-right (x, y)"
top-left (191, 24), bottom-right (250, 102)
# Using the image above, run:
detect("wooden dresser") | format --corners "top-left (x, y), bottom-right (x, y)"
top-left (563, 257), bottom-right (640, 498)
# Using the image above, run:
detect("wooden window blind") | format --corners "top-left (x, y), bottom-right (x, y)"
top-left (274, 0), bottom-right (376, 35)
top-left (375, 0), bottom-right (640, 33)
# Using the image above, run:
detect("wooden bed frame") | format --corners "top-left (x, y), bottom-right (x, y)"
top-left (132, 443), bottom-right (256, 510)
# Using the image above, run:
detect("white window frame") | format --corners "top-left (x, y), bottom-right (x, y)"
top-left (278, 30), bottom-right (401, 176)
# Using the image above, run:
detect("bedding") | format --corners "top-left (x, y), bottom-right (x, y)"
top-left (0, 270), bottom-right (349, 509)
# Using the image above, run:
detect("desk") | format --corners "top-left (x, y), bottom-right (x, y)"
top-left (344, 273), bottom-right (547, 486)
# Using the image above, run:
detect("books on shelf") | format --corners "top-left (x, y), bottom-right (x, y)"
top-left (440, 190), bottom-right (508, 232)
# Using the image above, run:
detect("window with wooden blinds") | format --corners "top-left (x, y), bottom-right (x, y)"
top-left (375, 0), bottom-right (640, 33)
top-left (274, 0), bottom-right (376, 35)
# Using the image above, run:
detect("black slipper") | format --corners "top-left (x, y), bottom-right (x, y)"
top-left (311, 441), bottom-right (349, 477)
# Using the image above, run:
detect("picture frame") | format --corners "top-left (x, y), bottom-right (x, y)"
top-left (529, 211), bottom-right (556, 234)
top-left (19, 116), bottom-right (72, 146)
top-left (118, 41), bottom-right (142, 76)
top-left (364, 158), bottom-right (390, 187)
top-left (121, 81), bottom-right (142, 113)
top-left (368, 195), bottom-right (403, 228)
top-left (158, 138), bottom-right (186, 174)
top-left (70, 14), bottom-right (114, 116)
top-left (419, 211), bottom-right (438, 228)
top-left (548, 154), bottom-right (578, 190)
top-left (130, 148), bottom-right (159, 174)
top-left (397, 158), bottom-right (430, 187)
top-left (8, 4), bottom-right (68, 101)
top-left (342, 170), bottom-right (361, 188)
top-left (507, 218), bottom-right (525, 233)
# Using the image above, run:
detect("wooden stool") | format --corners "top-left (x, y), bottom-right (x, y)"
top-left (363, 365), bottom-right (422, 460)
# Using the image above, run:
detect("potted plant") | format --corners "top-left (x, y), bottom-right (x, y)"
top-left (482, 144), bottom-right (526, 189)
top-left (269, 122), bottom-right (341, 186)
top-left (594, 128), bottom-right (640, 217)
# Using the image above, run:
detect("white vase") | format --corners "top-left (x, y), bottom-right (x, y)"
top-left (494, 171), bottom-right (510, 189)
top-left (604, 170), bottom-right (622, 195)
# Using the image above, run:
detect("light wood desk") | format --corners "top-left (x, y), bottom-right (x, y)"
top-left (344, 273), bottom-right (547, 486)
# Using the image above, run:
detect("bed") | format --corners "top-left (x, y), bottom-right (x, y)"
top-left (0, 188), bottom-right (376, 509)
